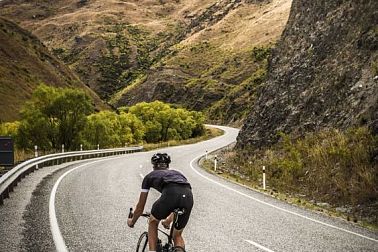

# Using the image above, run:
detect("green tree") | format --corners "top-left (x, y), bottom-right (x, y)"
top-left (81, 111), bottom-right (121, 148)
top-left (128, 101), bottom-right (205, 143)
top-left (17, 84), bottom-right (93, 150)
top-left (0, 121), bottom-right (20, 147)
top-left (53, 88), bottom-right (94, 149)
top-left (0, 121), bottom-right (20, 137)
top-left (118, 112), bottom-right (145, 144)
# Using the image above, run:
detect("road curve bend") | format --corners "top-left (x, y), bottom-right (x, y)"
top-left (1, 125), bottom-right (377, 251)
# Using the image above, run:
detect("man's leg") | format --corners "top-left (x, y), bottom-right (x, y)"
top-left (148, 215), bottom-right (160, 251)
top-left (172, 228), bottom-right (185, 248)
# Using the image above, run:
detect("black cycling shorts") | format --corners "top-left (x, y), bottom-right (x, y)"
top-left (151, 183), bottom-right (193, 230)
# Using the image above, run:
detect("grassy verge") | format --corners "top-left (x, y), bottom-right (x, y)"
top-left (201, 156), bottom-right (378, 231)
top-left (143, 126), bottom-right (224, 151)
top-left (199, 127), bottom-right (378, 231)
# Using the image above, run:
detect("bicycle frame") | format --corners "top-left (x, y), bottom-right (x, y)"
top-left (130, 208), bottom-right (184, 252)
top-left (157, 209), bottom-right (183, 249)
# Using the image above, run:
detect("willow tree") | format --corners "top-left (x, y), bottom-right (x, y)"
top-left (17, 84), bottom-right (93, 150)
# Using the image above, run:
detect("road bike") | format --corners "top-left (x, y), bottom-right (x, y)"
top-left (129, 208), bottom-right (186, 252)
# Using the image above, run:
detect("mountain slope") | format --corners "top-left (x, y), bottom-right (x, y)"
top-left (0, 17), bottom-right (108, 122)
top-left (0, 0), bottom-right (292, 124)
top-left (112, 0), bottom-right (292, 124)
top-left (0, 0), bottom-right (222, 99)
top-left (237, 0), bottom-right (378, 148)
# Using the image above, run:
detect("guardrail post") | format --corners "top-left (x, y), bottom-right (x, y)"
top-left (80, 144), bottom-right (83, 151)
top-left (97, 144), bottom-right (99, 150)
top-left (62, 144), bottom-right (65, 153)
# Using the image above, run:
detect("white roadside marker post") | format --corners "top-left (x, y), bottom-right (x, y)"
top-left (206, 150), bottom-right (208, 160)
top-left (97, 144), bottom-right (99, 150)
top-left (263, 166), bottom-right (266, 190)
top-left (62, 144), bottom-right (64, 153)
top-left (80, 144), bottom-right (83, 151)
top-left (214, 155), bottom-right (218, 172)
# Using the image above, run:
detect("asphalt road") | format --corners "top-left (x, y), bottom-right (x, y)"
top-left (1, 125), bottom-right (377, 251)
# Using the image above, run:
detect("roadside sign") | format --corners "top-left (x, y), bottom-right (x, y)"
top-left (0, 136), bottom-right (14, 166)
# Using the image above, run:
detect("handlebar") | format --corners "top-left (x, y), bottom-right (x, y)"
top-left (128, 208), bottom-right (151, 219)
top-left (128, 208), bottom-right (133, 218)
top-left (129, 207), bottom-right (183, 238)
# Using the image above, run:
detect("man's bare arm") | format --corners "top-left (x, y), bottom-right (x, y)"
top-left (128, 192), bottom-right (148, 227)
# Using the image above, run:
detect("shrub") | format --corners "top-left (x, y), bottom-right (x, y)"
top-left (228, 127), bottom-right (377, 206)
top-left (17, 84), bottom-right (93, 150)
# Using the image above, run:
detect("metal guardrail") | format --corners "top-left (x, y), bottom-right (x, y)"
top-left (0, 146), bottom-right (143, 205)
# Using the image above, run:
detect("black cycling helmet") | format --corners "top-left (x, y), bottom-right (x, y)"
top-left (151, 153), bottom-right (171, 166)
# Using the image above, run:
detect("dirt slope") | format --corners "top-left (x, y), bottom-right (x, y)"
top-left (0, 17), bottom-right (108, 122)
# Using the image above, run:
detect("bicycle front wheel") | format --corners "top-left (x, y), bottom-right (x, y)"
top-left (136, 231), bottom-right (148, 252)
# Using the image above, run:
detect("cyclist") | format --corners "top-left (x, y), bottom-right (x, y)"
top-left (128, 153), bottom-right (194, 252)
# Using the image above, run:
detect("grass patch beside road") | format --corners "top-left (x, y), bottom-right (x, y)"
top-left (199, 127), bottom-right (378, 231)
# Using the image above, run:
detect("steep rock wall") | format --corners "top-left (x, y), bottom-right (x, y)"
top-left (237, 0), bottom-right (378, 148)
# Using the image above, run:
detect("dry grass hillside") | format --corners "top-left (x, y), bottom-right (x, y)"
top-left (182, 0), bottom-right (291, 49)
top-left (0, 0), bottom-right (291, 124)
top-left (113, 0), bottom-right (292, 124)
top-left (0, 17), bottom-right (108, 122)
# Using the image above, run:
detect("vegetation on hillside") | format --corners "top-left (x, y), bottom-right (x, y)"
top-left (206, 127), bottom-right (378, 225)
top-left (0, 0), bottom-right (291, 124)
top-left (205, 46), bottom-right (271, 124)
top-left (116, 42), bottom-right (273, 125)
top-left (0, 85), bottom-right (205, 152)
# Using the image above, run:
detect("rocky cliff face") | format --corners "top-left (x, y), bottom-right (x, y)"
top-left (237, 0), bottom-right (378, 148)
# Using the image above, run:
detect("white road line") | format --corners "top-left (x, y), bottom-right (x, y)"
top-left (189, 155), bottom-right (378, 243)
top-left (245, 240), bottom-right (276, 252)
top-left (49, 156), bottom-right (126, 252)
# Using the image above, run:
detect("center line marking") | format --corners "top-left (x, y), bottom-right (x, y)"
top-left (245, 240), bottom-right (276, 252)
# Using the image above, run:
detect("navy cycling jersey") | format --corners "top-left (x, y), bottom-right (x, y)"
top-left (141, 169), bottom-right (191, 193)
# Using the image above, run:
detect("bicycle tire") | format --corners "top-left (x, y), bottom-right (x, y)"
top-left (136, 231), bottom-right (148, 252)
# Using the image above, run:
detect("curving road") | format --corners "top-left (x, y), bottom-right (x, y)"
top-left (0, 126), bottom-right (377, 251)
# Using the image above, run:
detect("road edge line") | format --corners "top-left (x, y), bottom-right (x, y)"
top-left (49, 156), bottom-right (128, 251)
top-left (189, 155), bottom-right (378, 243)
top-left (245, 240), bottom-right (276, 252)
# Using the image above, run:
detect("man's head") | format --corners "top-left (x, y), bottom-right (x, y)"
top-left (151, 153), bottom-right (171, 170)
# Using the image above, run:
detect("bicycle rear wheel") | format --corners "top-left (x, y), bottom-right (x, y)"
top-left (136, 231), bottom-right (148, 252)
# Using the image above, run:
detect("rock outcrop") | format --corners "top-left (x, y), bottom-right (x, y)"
top-left (237, 0), bottom-right (378, 148)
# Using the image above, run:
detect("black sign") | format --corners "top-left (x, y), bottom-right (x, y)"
top-left (0, 136), bottom-right (14, 166)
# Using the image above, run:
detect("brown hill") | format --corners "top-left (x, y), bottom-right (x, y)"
top-left (0, 0), bottom-right (222, 99)
top-left (113, 0), bottom-right (292, 125)
top-left (0, 17), bottom-right (108, 122)
top-left (0, 0), bottom-right (291, 124)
